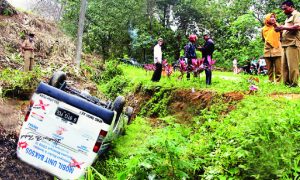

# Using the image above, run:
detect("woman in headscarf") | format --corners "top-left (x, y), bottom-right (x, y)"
top-left (262, 13), bottom-right (283, 83)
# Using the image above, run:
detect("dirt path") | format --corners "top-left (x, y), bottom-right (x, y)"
top-left (0, 98), bottom-right (53, 179)
top-left (270, 93), bottom-right (300, 100)
top-left (0, 99), bottom-right (25, 133)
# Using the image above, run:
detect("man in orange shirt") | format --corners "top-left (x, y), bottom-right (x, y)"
top-left (21, 33), bottom-right (35, 71)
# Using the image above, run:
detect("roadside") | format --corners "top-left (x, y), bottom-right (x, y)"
top-left (0, 98), bottom-right (53, 179)
top-left (0, 6), bottom-right (90, 178)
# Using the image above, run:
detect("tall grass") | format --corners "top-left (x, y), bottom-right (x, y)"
top-left (121, 64), bottom-right (300, 94)
top-left (92, 63), bottom-right (300, 179)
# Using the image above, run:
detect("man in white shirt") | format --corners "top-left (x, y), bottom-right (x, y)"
top-left (151, 38), bottom-right (163, 82)
top-left (257, 57), bottom-right (266, 74)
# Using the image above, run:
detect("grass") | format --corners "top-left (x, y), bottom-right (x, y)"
top-left (93, 63), bottom-right (300, 179)
top-left (121, 64), bottom-right (300, 94)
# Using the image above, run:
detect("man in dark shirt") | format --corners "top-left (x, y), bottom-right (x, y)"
top-left (198, 34), bottom-right (215, 85)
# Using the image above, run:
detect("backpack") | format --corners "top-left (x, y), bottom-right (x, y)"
top-left (184, 43), bottom-right (196, 59)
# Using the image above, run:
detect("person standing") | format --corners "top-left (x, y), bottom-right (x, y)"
top-left (257, 56), bottom-right (267, 75)
top-left (151, 38), bottom-right (163, 82)
top-left (275, 0), bottom-right (300, 87)
top-left (198, 34), bottom-right (215, 85)
top-left (262, 13), bottom-right (282, 82)
top-left (184, 34), bottom-right (197, 80)
top-left (233, 58), bottom-right (238, 74)
top-left (21, 33), bottom-right (35, 72)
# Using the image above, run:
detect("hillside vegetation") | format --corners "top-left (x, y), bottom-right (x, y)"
top-left (0, 11), bottom-right (107, 99)
top-left (0, 8), bottom-right (108, 179)
top-left (91, 62), bottom-right (300, 179)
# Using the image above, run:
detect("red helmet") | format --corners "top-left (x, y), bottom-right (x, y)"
top-left (189, 34), bottom-right (197, 42)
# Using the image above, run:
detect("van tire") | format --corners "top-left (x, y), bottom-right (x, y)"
top-left (125, 106), bottom-right (133, 124)
top-left (112, 96), bottom-right (125, 121)
top-left (112, 96), bottom-right (125, 135)
top-left (48, 71), bottom-right (66, 89)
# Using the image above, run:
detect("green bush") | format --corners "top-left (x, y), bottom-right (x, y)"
top-left (140, 88), bottom-right (171, 117)
top-left (118, 124), bottom-right (194, 179)
top-left (100, 60), bottom-right (123, 82)
top-left (80, 59), bottom-right (105, 83)
top-left (96, 117), bottom-right (195, 180)
top-left (92, 65), bottom-right (300, 179)
top-left (0, 67), bottom-right (42, 98)
top-left (103, 75), bottom-right (130, 99)
top-left (192, 96), bottom-right (300, 179)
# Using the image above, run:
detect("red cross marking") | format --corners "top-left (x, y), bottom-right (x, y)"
top-left (34, 100), bottom-right (50, 110)
top-left (18, 141), bottom-right (28, 149)
top-left (69, 158), bottom-right (84, 169)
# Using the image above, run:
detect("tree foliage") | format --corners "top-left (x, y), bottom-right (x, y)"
top-left (59, 0), bottom-right (299, 68)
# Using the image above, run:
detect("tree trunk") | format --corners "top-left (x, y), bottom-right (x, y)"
top-left (175, 34), bottom-right (181, 60)
top-left (143, 47), bottom-right (146, 62)
top-left (56, 1), bottom-right (64, 21)
top-left (75, 0), bottom-right (87, 68)
top-left (163, 5), bottom-right (167, 27)
top-left (147, 0), bottom-right (155, 34)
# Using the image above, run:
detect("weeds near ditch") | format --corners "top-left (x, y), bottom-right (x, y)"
top-left (0, 67), bottom-right (43, 98)
top-left (93, 62), bottom-right (300, 179)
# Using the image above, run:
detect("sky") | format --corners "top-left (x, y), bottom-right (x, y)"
top-left (7, 0), bottom-right (36, 10)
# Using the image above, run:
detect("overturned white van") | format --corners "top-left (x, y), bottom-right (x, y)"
top-left (17, 71), bottom-right (133, 179)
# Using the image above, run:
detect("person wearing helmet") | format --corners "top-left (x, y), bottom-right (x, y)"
top-left (21, 33), bottom-right (35, 71)
top-left (184, 34), bottom-right (198, 80)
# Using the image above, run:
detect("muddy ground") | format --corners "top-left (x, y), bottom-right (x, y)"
top-left (0, 99), bottom-right (53, 179)
top-left (126, 88), bottom-right (245, 127)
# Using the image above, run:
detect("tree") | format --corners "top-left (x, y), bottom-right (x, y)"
top-left (156, 0), bottom-right (179, 28)
top-left (60, 0), bottom-right (293, 69)
top-left (75, 0), bottom-right (87, 68)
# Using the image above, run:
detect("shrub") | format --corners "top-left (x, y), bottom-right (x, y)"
top-left (140, 88), bottom-right (171, 117)
top-left (100, 60), bottom-right (123, 82)
top-left (194, 96), bottom-right (300, 179)
top-left (103, 75), bottom-right (130, 99)
top-left (0, 67), bottom-right (42, 98)
top-left (105, 118), bottom-right (195, 180)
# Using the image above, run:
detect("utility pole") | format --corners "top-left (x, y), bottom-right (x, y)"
top-left (75, 0), bottom-right (87, 68)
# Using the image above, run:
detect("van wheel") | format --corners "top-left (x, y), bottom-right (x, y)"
top-left (112, 96), bottom-right (126, 135)
top-left (48, 71), bottom-right (66, 89)
top-left (125, 106), bottom-right (133, 124)
top-left (112, 96), bottom-right (125, 122)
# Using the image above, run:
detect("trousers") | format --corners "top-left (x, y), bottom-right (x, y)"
top-left (265, 56), bottom-right (281, 83)
top-left (24, 51), bottom-right (34, 72)
top-left (282, 46), bottom-right (300, 86)
top-left (151, 63), bottom-right (162, 82)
